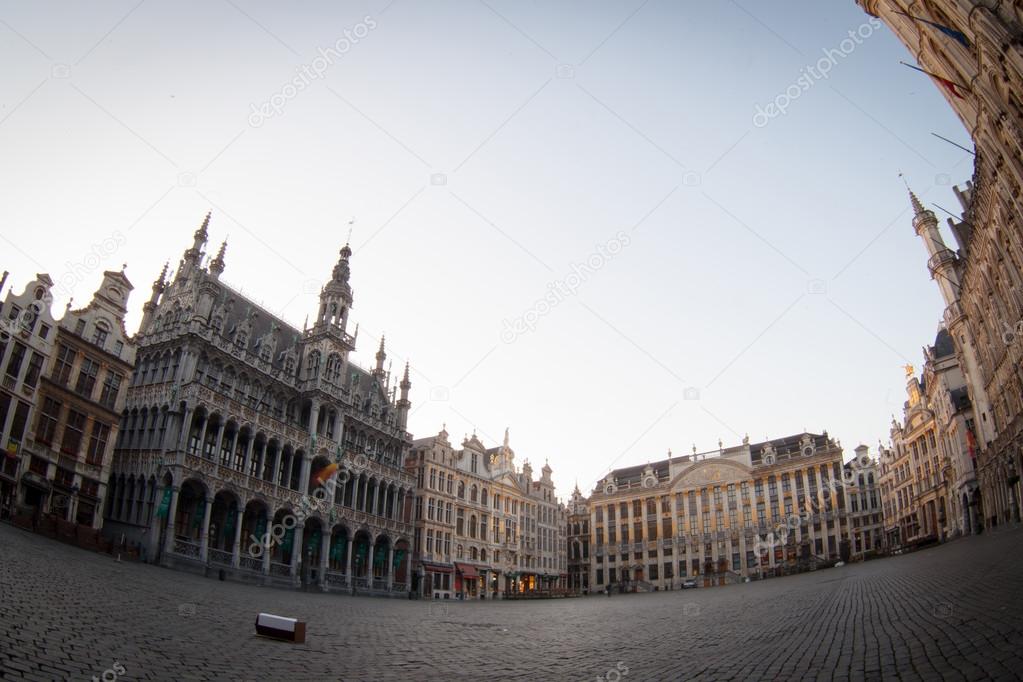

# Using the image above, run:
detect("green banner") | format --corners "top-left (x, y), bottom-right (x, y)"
top-left (155, 488), bottom-right (172, 519)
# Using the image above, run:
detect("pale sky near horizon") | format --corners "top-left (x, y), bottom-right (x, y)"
top-left (0, 1), bottom-right (973, 501)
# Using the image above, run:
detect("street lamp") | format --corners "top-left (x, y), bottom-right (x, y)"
top-left (205, 522), bottom-right (217, 576)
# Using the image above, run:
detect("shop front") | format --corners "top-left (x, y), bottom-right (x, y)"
top-left (454, 562), bottom-right (479, 599)
top-left (421, 561), bottom-right (453, 599)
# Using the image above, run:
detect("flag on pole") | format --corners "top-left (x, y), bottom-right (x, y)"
top-left (900, 61), bottom-right (969, 99)
top-left (894, 11), bottom-right (970, 48)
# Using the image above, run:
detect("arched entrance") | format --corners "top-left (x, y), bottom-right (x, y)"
top-left (240, 499), bottom-right (269, 571)
top-left (352, 529), bottom-right (372, 586)
top-left (208, 490), bottom-right (240, 566)
top-left (372, 535), bottom-right (391, 589)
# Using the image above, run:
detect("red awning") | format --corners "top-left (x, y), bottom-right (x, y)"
top-left (421, 562), bottom-right (453, 574)
top-left (455, 563), bottom-right (479, 579)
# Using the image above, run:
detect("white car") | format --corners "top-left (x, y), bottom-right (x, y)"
top-left (834, 561), bottom-right (845, 567)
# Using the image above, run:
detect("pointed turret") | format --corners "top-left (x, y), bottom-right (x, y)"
top-left (209, 239), bottom-right (227, 279)
top-left (396, 361), bottom-right (411, 429)
top-left (179, 212), bottom-right (211, 280)
top-left (140, 262), bottom-right (169, 332)
top-left (374, 335), bottom-right (386, 377)
top-left (314, 239), bottom-right (355, 337)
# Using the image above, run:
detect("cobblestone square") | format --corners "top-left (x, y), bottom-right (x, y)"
top-left (2, 523), bottom-right (1022, 681)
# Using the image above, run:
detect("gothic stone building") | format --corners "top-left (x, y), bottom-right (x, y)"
top-left (104, 215), bottom-right (416, 594)
top-left (858, 0), bottom-right (1023, 528)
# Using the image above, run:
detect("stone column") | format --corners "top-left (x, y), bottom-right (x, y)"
top-left (387, 546), bottom-right (394, 590)
top-left (242, 436), bottom-right (255, 476)
top-left (405, 550), bottom-right (412, 594)
top-left (198, 498), bottom-right (212, 562)
top-left (176, 405), bottom-right (194, 452)
top-left (231, 508), bottom-right (244, 568)
top-left (346, 535), bottom-right (355, 578)
top-left (299, 453), bottom-right (312, 494)
top-left (368, 543), bottom-right (376, 586)
top-left (290, 523), bottom-right (305, 585)
top-left (214, 424), bottom-right (226, 464)
top-left (319, 530), bottom-right (330, 590)
top-left (261, 511), bottom-right (271, 578)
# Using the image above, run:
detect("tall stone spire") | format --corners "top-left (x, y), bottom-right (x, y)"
top-left (314, 239), bottom-right (355, 337)
top-left (374, 335), bottom-right (386, 376)
top-left (180, 212), bottom-right (211, 280)
top-left (209, 239), bottom-right (227, 279)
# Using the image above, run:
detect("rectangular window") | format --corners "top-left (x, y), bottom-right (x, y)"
top-left (61, 409), bottom-right (87, 457)
top-left (9, 400), bottom-right (31, 444)
top-left (91, 326), bottom-right (108, 349)
top-left (23, 352), bottom-right (43, 388)
top-left (5, 342), bottom-right (26, 379)
top-left (99, 372), bottom-right (123, 409)
top-left (649, 564), bottom-right (659, 580)
top-left (36, 397), bottom-right (62, 444)
top-left (662, 518), bottom-right (672, 537)
top-left (52, 345), bottom-right (75, 386)
top-left (75, 357), bottom-right (100, 398)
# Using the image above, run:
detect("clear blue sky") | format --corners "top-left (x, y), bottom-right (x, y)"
top-left (0, 1), bottom-right (971, 499)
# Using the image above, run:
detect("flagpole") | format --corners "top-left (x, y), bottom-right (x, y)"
top-left (931, 132), bottom-right (975, 155)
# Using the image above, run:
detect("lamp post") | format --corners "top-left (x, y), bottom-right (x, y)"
top-left (1007, 454), bottom-right (1020, 523)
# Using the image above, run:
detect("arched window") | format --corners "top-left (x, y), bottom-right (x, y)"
top-left (470, 547), bottom-right (478, 560)
top-left (481, 488), bottom-right (488, 506)
top-left (469, 515), bottom-right (477, 539)
top-left (457, 481), bottom-right (465, 499)
top-left (456, 544), bottom-right (464, 560)
top-left (470, 485), bottom-right (478, 503)
top-left (306, 351), bottom-right (320, 380)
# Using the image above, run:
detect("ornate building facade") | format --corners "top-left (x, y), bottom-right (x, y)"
top-left (1, 274), bottom-right (58, 519)
top-left (567, 484), bottom-right (590, 594)
top-left (587, 432), bottom-right (849, 592)
top-left (882, 327), bottom-right (978, 548)
top-left (0, 271), bottom-right (135, 528)
top-left (844, 445), bottom-right (884, 556)
top-left (857, 0), bottom-right (1023, 528)
top-left (103, 215), bottom-right (416, 595)
top-left (405, 427), bottom-right (567, 599)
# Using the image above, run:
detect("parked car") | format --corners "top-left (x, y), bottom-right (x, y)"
top-left (834, 561), bottom-right (845, 567)
top-left (682, 579), bottom-right (697, 589)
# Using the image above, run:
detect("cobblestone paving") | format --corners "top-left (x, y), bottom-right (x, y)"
top-left (2, 523), bottom-right (1023, 681)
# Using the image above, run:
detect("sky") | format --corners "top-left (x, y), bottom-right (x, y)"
top-left (0, 0), bottom-right (973, 501)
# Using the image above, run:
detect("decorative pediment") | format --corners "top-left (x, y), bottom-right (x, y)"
top-left (671, 458), bottom-right (750, 490)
